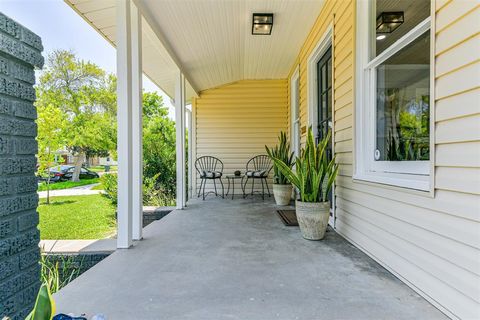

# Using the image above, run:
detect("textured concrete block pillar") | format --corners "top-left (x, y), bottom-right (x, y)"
top-left (0, 12), bottom-right (44, 319)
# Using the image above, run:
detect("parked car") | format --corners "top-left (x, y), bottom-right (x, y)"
top-left (48, 165), bottom-right (99, 182)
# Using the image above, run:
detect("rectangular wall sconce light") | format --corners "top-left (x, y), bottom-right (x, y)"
top-left (252, 13), bottom-right (273, 35)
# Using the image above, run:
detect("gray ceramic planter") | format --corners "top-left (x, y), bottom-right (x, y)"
top-left (295, 200), bottom-right (330, 240)
top-left (273, 184), bottom-right (293, 206)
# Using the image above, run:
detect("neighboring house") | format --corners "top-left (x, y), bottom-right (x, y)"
top-left (67, 0), bottom-right (479, 318)
top-left (98, 156), bottom-right (117, 167)
top-left (53, 149), bottom-right (69, 164)
top-left (53, 149), bottom-right (117, 167)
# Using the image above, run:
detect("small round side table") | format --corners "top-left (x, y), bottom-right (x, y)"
top-left (225, 174), bottom-right (245, 199)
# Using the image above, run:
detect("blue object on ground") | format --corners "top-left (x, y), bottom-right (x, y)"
top-left (53, 314), bottom-right (87, 320)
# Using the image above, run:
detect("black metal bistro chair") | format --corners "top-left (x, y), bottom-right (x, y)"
top-left (243, 155), bottom-right (273, 200)
top-left (195, 156), bottom-right (224, 200)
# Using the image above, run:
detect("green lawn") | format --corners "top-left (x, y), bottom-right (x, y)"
top-left (91, 183), bottom-right (104, 190)
top-left (38, 194), bottom-right (116, 239)
top-left (38, 178), bottom-right (99, 191)
top-left (88, 165), bottom-right (117, 173)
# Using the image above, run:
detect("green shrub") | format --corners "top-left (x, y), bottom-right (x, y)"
top-left (99, 172), bottom-right (175, 206)
top-left (143, 114), bottom-right (176, 200)
top-left (97, 92), bottom-right (177, 207)
top-left (143, 173), bottom-right (176, 206)
top-left (100, 173), bottom-right (118, 204)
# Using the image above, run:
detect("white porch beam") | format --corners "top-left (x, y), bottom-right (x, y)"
top-left (175, 72), bottom-right (186, 209)
top-left (116, 0), bottom-right (133, 249)
top-left (133, 0), bottom-right (199, 96)
top-left (131, 2), bottom-right (143, 241)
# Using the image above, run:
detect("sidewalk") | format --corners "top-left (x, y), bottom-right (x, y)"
top-left (38, 183), bottom-right (103, 198)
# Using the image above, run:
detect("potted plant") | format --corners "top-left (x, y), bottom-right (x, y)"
top-left (265, 131), bottom-right (295, 205)
top-left (270, 127), bottom-right (338, 240)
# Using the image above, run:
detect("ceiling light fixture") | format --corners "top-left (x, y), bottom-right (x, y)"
top-left (376, 34), bottom-right (386, 40)
top-left (376, 12), bottom-right (404, 34)
top-left (252, 13), bottom-right (273, 35)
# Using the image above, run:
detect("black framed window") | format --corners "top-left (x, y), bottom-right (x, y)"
top-left (317, 46), bottom-right (332, 155)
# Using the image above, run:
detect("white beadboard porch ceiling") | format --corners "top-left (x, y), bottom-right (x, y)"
top-left (64, 0), bottom-right (324, 97)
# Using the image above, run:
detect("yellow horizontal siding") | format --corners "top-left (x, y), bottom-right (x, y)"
top-left (194, 79), bottom-right (288, 194)
top-left (288, 0), bottom-right (480, 318)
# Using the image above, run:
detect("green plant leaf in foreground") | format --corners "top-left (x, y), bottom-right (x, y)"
top-left (25, 284), bottom-right (55, 320)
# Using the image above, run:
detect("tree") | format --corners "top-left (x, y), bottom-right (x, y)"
top-left (36, 50), bottom-right (176, 204)
top-left (142, 92), bottom-right (176, 202)
top-left (36, 103), bottom-right (67, 204)
top-left (36, 50), bottom-right (116, 181)
top-left (98, 92), bottom-right (177, 206)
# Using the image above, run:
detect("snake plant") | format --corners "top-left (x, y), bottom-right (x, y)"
top-left (25, 283), bottom-right (56, 320)
top-left (265, 131), bottom-right (294, 184)
top-left (269, 127), bottom-right (338, 203)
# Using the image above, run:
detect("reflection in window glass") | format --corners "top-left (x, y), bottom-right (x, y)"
top-left (374, 0), bottom-right (430, 57)
top-left (375, 31), bottom-right (430, 161)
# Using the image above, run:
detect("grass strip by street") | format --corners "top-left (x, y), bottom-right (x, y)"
top-left (38, 194), bottom-right (116, 240)
top-left (38, 178), bottom-right (99, 191)
top-left (88, 165), bottom-right (118, 172)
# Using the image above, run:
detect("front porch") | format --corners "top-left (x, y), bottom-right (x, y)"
top-left (54, 198), bottom-right (445, 319)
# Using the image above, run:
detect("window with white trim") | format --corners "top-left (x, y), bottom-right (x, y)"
top-left (355, 0), bottom-right (432, 191)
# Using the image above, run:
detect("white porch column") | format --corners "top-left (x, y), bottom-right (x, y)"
top-left (175, 72), bottom-right (186, 209)
top-left (116, 0), bottom-right (133, 248)
top-left (130, 2), bottom-right (143, 241)
top-left (186, 107), bottom-right (193, 200)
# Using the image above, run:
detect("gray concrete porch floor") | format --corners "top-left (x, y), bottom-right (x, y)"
top-left (54, 197), bottom-right (446, 320)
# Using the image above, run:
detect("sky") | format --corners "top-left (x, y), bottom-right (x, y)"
top-left (0, 0), bottom-right (176, 119)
